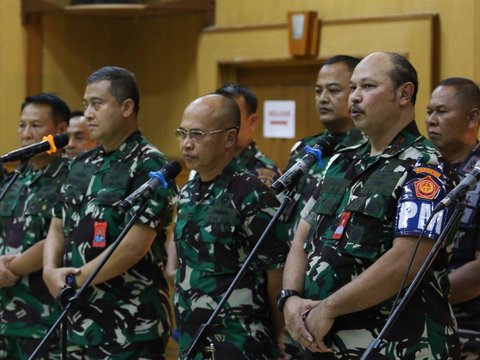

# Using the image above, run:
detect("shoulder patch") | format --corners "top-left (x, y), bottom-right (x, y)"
top-left (415, 167), bottom-right (441, 179)
top-left (257, 168), bottom-right (278, 187)
top-left (414, 176), bottom-right (440, 200)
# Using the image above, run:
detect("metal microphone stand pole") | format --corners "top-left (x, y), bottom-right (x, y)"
top-left (29, 200), bottom-right (149, 360)
top-left (182, 185), bottom-right (297, 360)
top-left (0, 161), bottom-right (29, 202)
top-left (360, 200), bottom-right (465, 360)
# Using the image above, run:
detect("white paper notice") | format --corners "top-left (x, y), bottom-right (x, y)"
top-left (263, 100), bottom-right (296, 138)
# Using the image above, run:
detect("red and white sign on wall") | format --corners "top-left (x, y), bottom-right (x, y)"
top-left (263, 100), bottom-right (296, 138)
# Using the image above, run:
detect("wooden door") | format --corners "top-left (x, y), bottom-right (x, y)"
top-left (223, 62), bottom-right (324, 171)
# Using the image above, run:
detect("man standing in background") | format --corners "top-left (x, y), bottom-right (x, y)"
top-left (65, 110), bottom-right (98, 158)
top-left (215, 83), bottom-right (282, 187)
top-left (426, 77), bottom-right (480, 359)
top-left (0, 93), bottom-right (70, 359)
top-left (282, 55), bottom-right (364, 239)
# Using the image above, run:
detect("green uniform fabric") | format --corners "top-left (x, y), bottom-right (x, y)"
top-left (282, 129), bottom-right (365, 238)
top-left (303, 122), bottom-right (460, 359)
top-left (174, 158), bottom-right (289, 360)
top-left (449, 143), bottom-right (480, 358)
top-left (236, 141), bottom-right (282, 188)
top-left (55, 131), bottom-right (177, 352)
top-left (0, 157), bottom-right (69, 359)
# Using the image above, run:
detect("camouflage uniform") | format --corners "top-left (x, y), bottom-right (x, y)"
top-left (282, 129), bottom-right (365, 238)
top-left (449, 143), bottom-right (480, 359)
top-left (55, 131), bottom-right (177, 358)
top-left (174, 158), bottom-right (289, 360)
top-left (0, 157), bottom-right (69, 360)
top-left (303, 122), bottom-right (460, 359)
top-left (236, 141), bottom-right (281, 188)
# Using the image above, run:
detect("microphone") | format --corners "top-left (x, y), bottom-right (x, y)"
top-left (0, 134), bottom-right (69, 163)
top-left (118, 160), bottom-right (182, 211)
top-left (434, 159), bottom-right (480, 212)
top-left (271, 134), bottom-right (337, 194)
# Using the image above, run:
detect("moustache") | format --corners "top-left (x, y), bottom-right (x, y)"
top-left (349, 105), bottom-right (364, 114)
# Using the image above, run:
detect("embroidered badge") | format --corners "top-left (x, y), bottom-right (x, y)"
top-left (414, 176), bottom-right (440, 200)
top-left (414, 167), bottom-right (441, 179)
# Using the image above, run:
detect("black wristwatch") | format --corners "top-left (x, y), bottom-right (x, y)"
top-left (277, 289), bottom-right (302, 312)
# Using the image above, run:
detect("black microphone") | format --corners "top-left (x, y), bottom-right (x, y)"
top-left (271, 134), bottom-right (337, 194)
top-left (118, 160), bottom-right (182, 211)
top-left (434, 159), bottom-right (480, 212)
top-left (0, 134), bottom-right (69, 163)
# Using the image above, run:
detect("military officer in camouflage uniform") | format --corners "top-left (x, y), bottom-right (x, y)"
top-left (0, 93), bottom-right (70, 359)
top-left (283, 55), bottom-right (365, 241)
top-left (281, 55), bottom-right (364, 359)
top-left (174, 94), bottom-right (290, 359)
top-left (43, 67), bottom-right (177, 359)
top-left (165, 83), bottom-right (281, 286)
top-left (426, 77), bottom-right (480, 359)
top-left (281, 52), bottom-right (460, 359)
top-left (215, 83), bottom-right (281, 187)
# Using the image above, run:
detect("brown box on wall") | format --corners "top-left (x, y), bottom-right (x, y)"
top-left (287, 11), bottom-right (320, 57)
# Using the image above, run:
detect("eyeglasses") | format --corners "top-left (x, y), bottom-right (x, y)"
top-left (175, 127), bottom-right (239, 142)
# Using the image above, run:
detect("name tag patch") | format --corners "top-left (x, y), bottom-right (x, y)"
top-left (93, 221), bottom-right (107, 248)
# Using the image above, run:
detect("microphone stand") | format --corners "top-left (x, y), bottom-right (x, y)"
top-left (182, 184), bottom-right (297, 360)
top-left (0, 161), bottom-right (29, 202)
top-left (28, 200), bottom-right (149, 360)
top-left (360, 199), bottom-right (466, 360)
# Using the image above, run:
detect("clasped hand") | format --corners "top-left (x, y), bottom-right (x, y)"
top-left (284, 296), bottom-right (334, 353)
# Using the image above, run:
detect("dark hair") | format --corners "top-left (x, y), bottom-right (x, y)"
top-left (21, 93), bottom-right (70, 125)
top-left (86, 66), bottom-right (140, 114)
top-left (215, 83), bottom-right (258, 115)
top-left (385, 52), bottom-right (419, 105)
top-left (70, 110), bottom-right (84, 118)
top-left (323, 55), bottom-right (361, 73)
top-left (437, 77), bottom-right (480, 108)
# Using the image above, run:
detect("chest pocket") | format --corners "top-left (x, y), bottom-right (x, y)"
top-left (0, 180), bottom-right (24, 217)
top-left (310, 177), bottom-right (350, 217)
top-left (203, 193), bottom-right (240, 241)
top-left (341, 170), bottom-right (404, 259)
top-left (61, 163), bottom-right (97, 206)
top-left (96, 162), bottom-right (131, 206)
top-left (24, 180), bottom-right (61, 217)
top-left (176, 194), bottom-right (242, 273)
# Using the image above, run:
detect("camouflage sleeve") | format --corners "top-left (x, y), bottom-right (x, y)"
top-left (394, 163), bottom-right (452, 241)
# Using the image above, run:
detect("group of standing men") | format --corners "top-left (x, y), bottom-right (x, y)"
top-left (0, 51), bottom-right (479, 360)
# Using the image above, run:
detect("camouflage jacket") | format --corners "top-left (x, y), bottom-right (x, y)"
top-left (450, 143), bottom-right (480, 329)
top-left (55, 130), bottom-right (177, 347)
top-left (304, 122), bottom-right (460, 359)
top-left (174, 158), bottom-right (289, 360)
top-left (282, 128), bottom-right (365, 238)
top-left (237, 141), bottom-right (281, 188)
top-left (0, 157), bottom-right (69, 338)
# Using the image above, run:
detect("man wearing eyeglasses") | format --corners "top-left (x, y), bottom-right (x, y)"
top-left (173, 93), bottom-right (290, 359)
